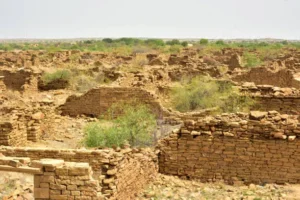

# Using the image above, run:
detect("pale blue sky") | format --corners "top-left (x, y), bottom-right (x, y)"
top-left (0, 0), bottom-right (299, 39)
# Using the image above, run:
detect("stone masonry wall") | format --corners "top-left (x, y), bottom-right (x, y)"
top-left (0, 146), bottom-right (158, 199)
top-left (241, 83), bottom-right (300, 115)
top-left (60, 87), bottom-right (168, 118)
top-left (0, 156), bottom-right (103, 199)
top-left (0, 120), bottom-right (27, 146)
top-left (0, 110), bottom-right (43, 146)
top-left (113, 148), bottom-right (158, 200)
top-left (158, 111), bottom-right (300, 184)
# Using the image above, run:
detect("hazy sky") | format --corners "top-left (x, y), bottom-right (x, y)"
top-left (0, 0), bottom-right (299, 39)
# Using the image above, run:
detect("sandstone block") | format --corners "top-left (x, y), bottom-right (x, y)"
top-left (34, 188), bottom-right (50, 199)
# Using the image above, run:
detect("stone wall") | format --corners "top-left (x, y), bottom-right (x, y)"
top-left (158, 111), bottom-right (300, 184)
top-left (233, 68), bottom-right (300, 89)
top-left (0, 156), bottom-right (103, 199)
top-left (0, 110), bottom-right (42, 146)
top-left (241, 83), bottom-right (300, 115)
top-left (0, 146), bottom-right (158, 199)
top-left (0, 69), bottom-right (38, 92)
top-left (60, 87), bottom-right (168, 118)
top-left (0, 120), bottom-right (27, 146)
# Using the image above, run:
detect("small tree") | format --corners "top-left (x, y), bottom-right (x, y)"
top-left (102, 38), bottom-right (113, 43)
top-left (181, 41), bottom-right (188, 47)
top-left (199, 39), bottom-right (209, 45)
top-left (216, 40), bottom-right (225, 45)
top-left (145, 39), bottom-right (165, 47)
top-left (166, 39), bottom-right (181, 46)
top-left (114, 104), bottom-right (156, 146)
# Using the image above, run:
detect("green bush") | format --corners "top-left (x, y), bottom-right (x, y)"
top-left (199, 39), bottom-right (209, 45)
top-left (41, 69), bottom-right (71, 84)
top-left (181, 41), bottom-right (188, 47)
top-left (166, 39), bottom-right (181, 46)
top-left (83, 123), bottom-right (126, 148)
top-left (215, 40), bottom-right (225, 45)
top-left (102, 38), bottom-right (113, 43)
top-left (171, 76), bottom-right (254, 113)
top-left (243, 52), bottom-right (262, 68)
top-left (83, 104), bottom-right (157, 148)
top-left (145, 39), bottom-right (165, 47)
top-left (168, 45), bottom-right (182, 53)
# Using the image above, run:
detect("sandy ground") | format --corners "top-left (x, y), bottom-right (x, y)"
top-left (0, 172), bottom-right (33, 199)
top-left (138, 174), bottom-right (300, 200)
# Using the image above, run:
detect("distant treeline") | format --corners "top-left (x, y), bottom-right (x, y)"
top-left (0, 38), bottom-right (299, 54)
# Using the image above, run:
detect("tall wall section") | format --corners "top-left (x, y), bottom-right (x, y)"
top-left (158, 111), bottom-right (300, 184)
top-left (59, 87), bottom-right (168, 118)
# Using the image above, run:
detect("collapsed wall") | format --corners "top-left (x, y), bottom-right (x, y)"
top-left (158, 111), bottom-right (300, 184)
top-left (0, 156), bottom-right (102, 199)
top-left (60, 87), bottom-right (168, 117)
top-left (232, 68), bottom-right (300, 89)
top-left (241, 84), bottom-right (300, 115)
top-left (0, 69), bottom-right (38, 92)
top-left (0, 119), bottom-right (27, 146)
top-left (0, 109), bottom-right (42, 146)
top-left (0, 146), bottom-right (158, 199)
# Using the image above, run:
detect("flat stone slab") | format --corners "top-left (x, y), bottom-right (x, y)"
top-left (0, 165), bottom-right (42, 174)
top-left (31, 159), bottom-right (64, 168)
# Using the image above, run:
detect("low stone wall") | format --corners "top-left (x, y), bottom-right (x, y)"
top-left (0, 156), bottom-right (102, 199)
top-left (158, 111), bottom-right (300, 184)
top-left (254, 97), bottom-right (300, 115)
top-left (241, 84), bottom-right (300, 115)
top-left (0, 120), bottom-right (27, 146)
top-left (0, 146), bottom-right (158, 199)
top-left (60, 87), bottom-right (168, 118)
top-left (0, 69), bottom-right (39, 93)
top-left (0, 110), bottom-right (42, 146)
top-left (233, 68), bottom-right (300, 89)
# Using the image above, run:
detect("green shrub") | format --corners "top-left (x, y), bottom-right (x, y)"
top-left (145, 39), bottom-right (165, 47)
top-left (216, 40), bottom-right (225, 45)
top-left (166, 39), bottom-right (181, 46)
top-left (102, 38), bottom-right (113, 43)
top-left (83, 104), bottom-right (156, 148)
top-left (168, 45), bottom-right (182, 53)
top-left (181, 41), bottom-right (188, 47)
top-left (171, 76), bottom-right (254, 113)
top-left (41, 69), bottom-right (71, 84)
top-left (199, 39), bottom-right (209, 45)
top-left (83, 123), bottom-right (126, 148)
top-left (242, 52), bottom-right (262, 68)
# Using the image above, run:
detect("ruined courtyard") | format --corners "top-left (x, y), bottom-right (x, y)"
top-left (1, 40), bottom-right (300, 200)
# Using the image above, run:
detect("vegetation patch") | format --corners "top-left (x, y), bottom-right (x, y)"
top-left (83, 103), bottom-right (157, 148)
top-left (242, 52), bottom-right (262, 68)
top-left (41, 69), bottom-right (71, 85)
top-left (171, 76), bottom-right (255, 113)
